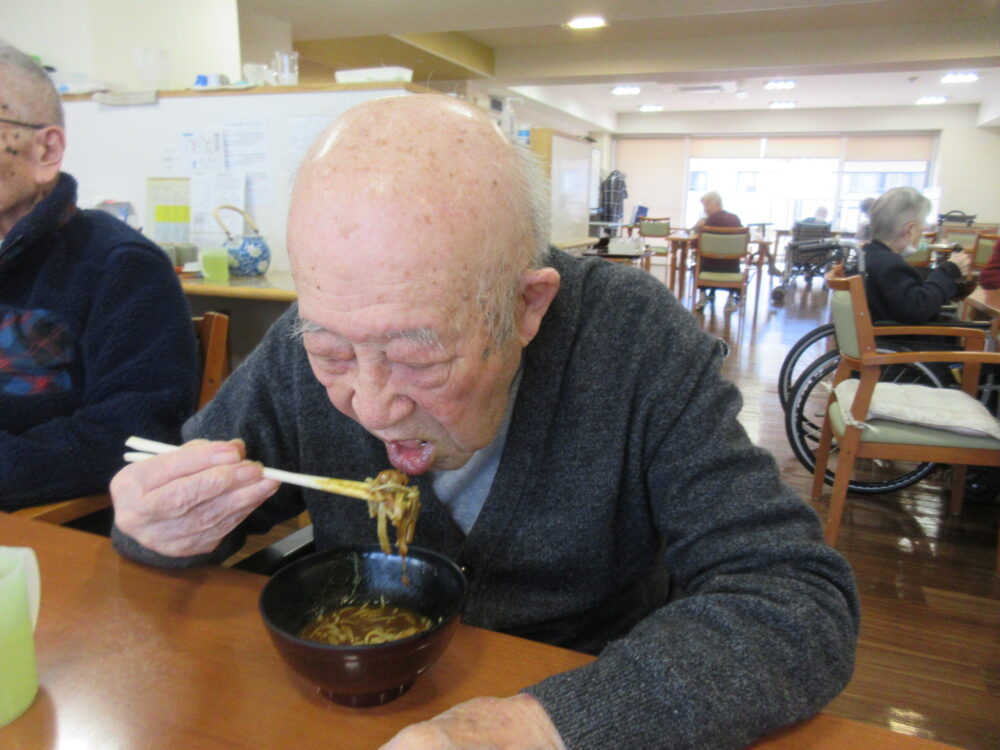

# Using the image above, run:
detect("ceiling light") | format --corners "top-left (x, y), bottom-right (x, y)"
top-left (612, 85), bottom-right (641, 96)
top-left (769, 101), bottom-right (796, 109)
top-left (941, 72), bottom-right (978, 84)
top-left (735, 90), bottom-right (750, 99)
top-left (916, 95), bottom-right (948, 105)
top-left (764, 80), bottom-right (796, 91)
top-left (639, 104), bottom-right (664, 113)
top-left (567, 15), bottom-right (606, 29)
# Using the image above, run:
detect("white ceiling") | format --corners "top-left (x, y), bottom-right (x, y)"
top-left (241, 0), bottom-right (1000, 128)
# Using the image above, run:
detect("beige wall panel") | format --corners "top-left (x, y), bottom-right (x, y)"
top-left (615, 139), bottom-right (688, 229)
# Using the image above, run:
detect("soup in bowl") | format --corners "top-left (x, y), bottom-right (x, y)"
top-left (259, 545), bottom-right (466, 707)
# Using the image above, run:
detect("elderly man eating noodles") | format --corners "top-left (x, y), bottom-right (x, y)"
top-left (110, 94), bottom-right (858, 749)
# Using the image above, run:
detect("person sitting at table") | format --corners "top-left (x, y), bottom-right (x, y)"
top-left (802, 206), bottom-right (829, 224)
top-left (860, 186), bottom-right (970, 324)
top-left (0, 40), bottom-right (199, 512)
top-left (692, 190), bottom-right (744, 312)
top-left (976, 235), bottom-right (1000, 289)
top-left (109, 94), bottom-right (859, 750)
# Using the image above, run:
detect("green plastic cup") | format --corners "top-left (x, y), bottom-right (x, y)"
top-left (0, 547), bottom-right (40, 727)
top-left (200, 247), bottom-right (231, 283)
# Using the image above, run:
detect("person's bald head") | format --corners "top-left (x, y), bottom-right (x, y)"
top-left (0, 40), bottom-right (64, 129)
top-left (288, 94), bottom-right (551, 344)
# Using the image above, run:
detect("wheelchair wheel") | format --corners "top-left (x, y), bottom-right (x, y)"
top-left (784, 346), bottom-right (945, 494)
top-left (778, 323), bottom-right (837, 410)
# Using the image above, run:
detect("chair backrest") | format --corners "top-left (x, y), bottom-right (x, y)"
top-left (698, 226), bottom-right (750, 257)
top-left (637, 216), bottom-right (670, 238)
top-left (193, 312), bottom-right (230, 409)
top-left (939, 226), bottom-right (979, 250)
top-left (791, 220), bottom-right (832, 243)
top-left (903, 245), bottom-right (932, 267)
top-left (825, 265), bottom-right (873, 362)
top-left (972, 232), bottom-right (999, 268)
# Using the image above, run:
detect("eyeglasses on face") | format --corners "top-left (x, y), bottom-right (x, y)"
top-left (0, 117), bottom-right (46, 129)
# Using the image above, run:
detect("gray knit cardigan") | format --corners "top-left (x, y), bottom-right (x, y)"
top-left (115, 249), bottom-right (859, 749)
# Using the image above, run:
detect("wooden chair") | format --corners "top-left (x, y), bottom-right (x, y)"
top-left (12, 312), bottom-right (231, 525)
top-left (811, 266), bottom-right (1000, 571)
top-left (938, 226), bottom-right (980, 251)
top-left (635, 217), bottom-right (671, 278)
top-left (969, 232), bottom-right (1000, 273)
top-left (691, 227), bottom-right (752, 313)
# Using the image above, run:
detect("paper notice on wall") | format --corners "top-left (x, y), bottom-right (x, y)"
top-left (189, 171), bottom-right (247, 247)
top-left (145, 177), bottom-right (191, 243)
top-left (180, 129), bottom-right (226, 172)
top-left (222, 117), bottom-right (273, 208)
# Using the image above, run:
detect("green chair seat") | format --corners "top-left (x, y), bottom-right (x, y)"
top-left (829, 404), bottom-right (1000, 449)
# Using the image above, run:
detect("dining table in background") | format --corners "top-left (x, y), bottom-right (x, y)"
top-left (0, 513), bottom-right (960, 749)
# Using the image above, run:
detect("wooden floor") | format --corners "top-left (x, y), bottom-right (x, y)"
top-left (690, 262), bottom-right (1000, 750)
top-left (233, 258), bottom-right (1000, 749)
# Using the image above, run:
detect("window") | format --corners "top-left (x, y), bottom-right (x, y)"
top-left (688, 170), bottom-right (707, 193)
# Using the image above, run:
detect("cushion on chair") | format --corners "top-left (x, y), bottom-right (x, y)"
top-left (834, 379), bottom-right (1000, 440)
top-left (697, 271), bottom-right (745, 283)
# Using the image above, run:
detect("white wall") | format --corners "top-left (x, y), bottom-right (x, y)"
top-left (238, 6), bottom-right (293, 70)
top-left (3, 0), bottom-right (241, 90)
top-left (616, 104), bottom-right (1000, 224)
top-left (61, 88), bottom-right (415, 270)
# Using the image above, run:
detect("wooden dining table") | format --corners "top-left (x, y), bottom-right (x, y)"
top-left (0, 513), bottom-right (958, 749)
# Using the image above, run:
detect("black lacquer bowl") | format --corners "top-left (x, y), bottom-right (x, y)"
top-left (259, 545), bottom-right (466, 707)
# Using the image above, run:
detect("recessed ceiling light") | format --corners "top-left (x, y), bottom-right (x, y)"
top-left (769, 101), bottom-right (796, 109)
top-left (941, 72), bottom-right (978, 84)
top-left (639, 104), bottom-right (664, 113)
top-left (567, 15), bottom-right (606, 29)
top-left (916, 95), bottom-right (948, 105)
top-left (612, 85), bottom-right (641, 96)
top-left (764, 79), bottom-right (796, 90)
top-left (735, 90), bottom-right (750, 99)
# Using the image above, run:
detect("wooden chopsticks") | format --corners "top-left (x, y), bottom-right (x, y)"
top-left (123, 436), bottom-right (375, 501)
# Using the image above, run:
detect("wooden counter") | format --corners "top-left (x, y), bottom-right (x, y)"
top-left (181, 269), bottom-right (297, 302)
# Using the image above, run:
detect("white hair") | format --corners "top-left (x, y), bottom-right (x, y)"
top-left (870, 187), bottom-right (930, 243)
top-left (476, 142), bottom-right (551, 345)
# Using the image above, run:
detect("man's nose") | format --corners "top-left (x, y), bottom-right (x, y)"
top-left (350, 362), bottom-right (414, 430)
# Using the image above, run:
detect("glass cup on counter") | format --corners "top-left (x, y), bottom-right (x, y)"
top-left (274, 51), bottom-right (299, 86)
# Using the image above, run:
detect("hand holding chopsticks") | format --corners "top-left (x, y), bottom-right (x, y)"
top-left (124, 436), bottom-right (377, 502)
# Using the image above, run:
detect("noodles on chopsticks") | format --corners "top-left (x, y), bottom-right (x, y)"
top-left (364, 469), bottom-right (421, 583)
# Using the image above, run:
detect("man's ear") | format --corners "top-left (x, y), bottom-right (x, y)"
top-left (515, 267), bottom-right (561, 346)
top-left (31, 126), bottom-right (65, 184)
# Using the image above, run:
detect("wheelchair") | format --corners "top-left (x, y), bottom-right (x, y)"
top-left (780, 312), bottom-right (996, 495)
top-left (770, 222), bottom-right (847, 304)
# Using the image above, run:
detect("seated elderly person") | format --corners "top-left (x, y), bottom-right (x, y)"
top-left (109, 94), bottom-right (858, 749)
top-left (0, 40), bottom-right (199, 512)
top-left (861, 186), bottom-right (970, 324)
top-left (692, 191), bottom-right (744, 312)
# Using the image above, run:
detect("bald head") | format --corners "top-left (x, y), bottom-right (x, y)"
top-left (289, 94), bottom-right (550, 343)
top-left (0, 40), bottom-right (64, 128)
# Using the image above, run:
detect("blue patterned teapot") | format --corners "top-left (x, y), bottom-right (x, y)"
top-left (213, 204), bottom-right (271, 277)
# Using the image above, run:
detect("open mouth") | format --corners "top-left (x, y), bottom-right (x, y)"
top-left (385, 439), bottom-right (435, 475)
